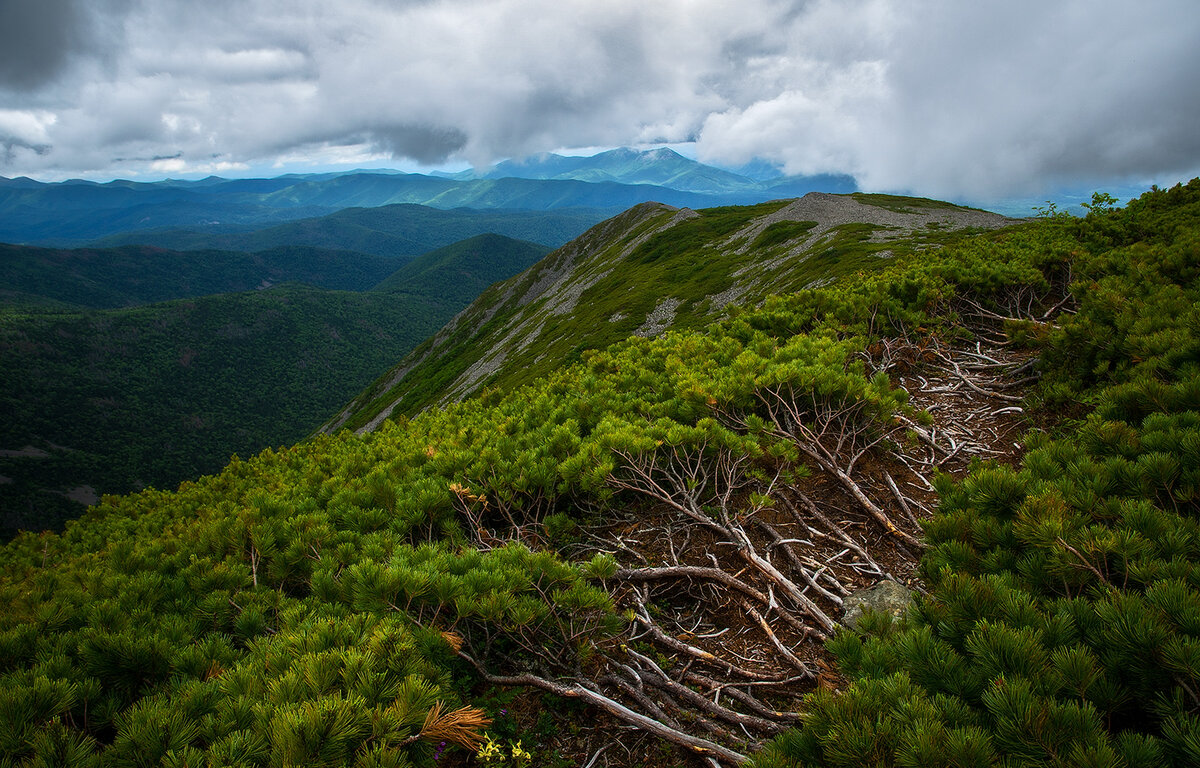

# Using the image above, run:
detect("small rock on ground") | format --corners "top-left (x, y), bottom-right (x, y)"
top-left (842, 580), bottom-right (915, 631)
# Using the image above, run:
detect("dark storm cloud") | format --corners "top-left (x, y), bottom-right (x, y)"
top-left (0, 0), bottom-right (85, 90)
top-left (0, 0), bottom-right (131, 92)
top-left (0, 0), bottom-right (1195, 197)
top-left (367, 124), bottom-right (469, 165)
top-left (1, 135), bottom-right (49, 166)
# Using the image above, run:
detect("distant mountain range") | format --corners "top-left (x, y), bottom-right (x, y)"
top-left (0, 148), bottom-right (856, 247)
top-left (436, 147), bottom-right (856, 197)
top-left (91, 204), bottom-right (610, 259)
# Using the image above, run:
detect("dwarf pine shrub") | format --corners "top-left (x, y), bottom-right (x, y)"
top-left (752, 181), bottom-right (1200, 768)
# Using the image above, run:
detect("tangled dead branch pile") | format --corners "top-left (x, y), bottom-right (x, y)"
top-left (450, 328), bottom-right (1044, 765)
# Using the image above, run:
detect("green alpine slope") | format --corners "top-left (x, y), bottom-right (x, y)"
top-left (1, 182), bottom-right (1196, 768)
top-left (327, 191), bottom-right (1012, 432)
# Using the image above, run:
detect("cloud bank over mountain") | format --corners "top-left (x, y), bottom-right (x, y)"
top-left (0, 0), bottom-right (1196, 197)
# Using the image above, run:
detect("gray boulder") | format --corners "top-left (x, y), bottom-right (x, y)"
top-left (841, 580), bottom-right (915, 632)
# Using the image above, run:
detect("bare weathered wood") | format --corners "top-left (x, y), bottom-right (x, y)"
top-left (615, 566), bottom-right (769, 605)
top-left (459, 652), bottom-right (750, 765)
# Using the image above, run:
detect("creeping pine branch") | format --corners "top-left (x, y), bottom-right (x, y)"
top-left (682, 670), bottom-right (802, 723)
top-left (780, 493), bottom-right (893, 580)
top-left (627, 588), bottom-right (799, 682)
top-left (623, 646), bottom-right (786, 735)
top-left (935, 351), bottom-right (1024, 403)
top-left (746, 383), bottom-right (924, 550)
top-left (610, 445), bottom-right (838, 635)
top-left (457, 651), bottom-right (750, 765)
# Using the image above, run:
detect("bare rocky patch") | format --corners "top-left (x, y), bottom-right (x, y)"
top-left (734, 192), bottom-right (1014, 280)
top-left (634, 297), bottom-right (681, 338)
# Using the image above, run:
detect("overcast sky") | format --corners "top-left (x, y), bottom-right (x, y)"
top-left (0, 0), bottom-right (1197, 197)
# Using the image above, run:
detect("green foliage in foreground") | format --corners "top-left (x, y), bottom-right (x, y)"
top-left (752, 180), bottom-right (1200, 768)
top-left (0, 181), bottom-right (1197, 766)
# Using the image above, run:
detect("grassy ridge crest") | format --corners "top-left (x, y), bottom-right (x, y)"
top-left (329, 193), bottom-right (1012, 433)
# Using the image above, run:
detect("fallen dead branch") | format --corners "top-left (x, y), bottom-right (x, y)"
top-left (458, 651), bottom-right (751, 765)
top-left (447, 325), bottom-right (1044, 765)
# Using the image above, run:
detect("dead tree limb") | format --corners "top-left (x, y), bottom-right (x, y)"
top-left (458, 652), bottom-right (750, 765)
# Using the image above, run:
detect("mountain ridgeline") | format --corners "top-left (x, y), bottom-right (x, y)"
top-left (2, 181), bottom-right (1199, 768)
top-left (0, 148), bottom-right (853, 247)
top-left (88, 205), bottom-right (607, 260)
top-left (0, 242), bottom-right (402, 309)
top-left (442, 146), bottom-right (856, 198)
top-left (327, 192), bottom-right (1013, 432)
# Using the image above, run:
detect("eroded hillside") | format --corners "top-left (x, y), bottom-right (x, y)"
top-left (326, 192), bottom-right (1013, 433)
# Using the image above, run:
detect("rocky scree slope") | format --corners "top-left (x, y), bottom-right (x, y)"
top-left (325, 192), bottom-right (1013, 433)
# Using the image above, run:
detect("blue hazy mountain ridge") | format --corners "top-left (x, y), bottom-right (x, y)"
top-left (0, 182), bottom-right (334, 245)
top-left (0, 148), bottom-right (857, 246)
top-left (439, 147), bottom-right (857, 197)
top-left (90, 204), bottom-right (611, 259)
top-left (479, 148), bottom-right (765, 192)
top-left (0, 175), bottom-right (716, 246)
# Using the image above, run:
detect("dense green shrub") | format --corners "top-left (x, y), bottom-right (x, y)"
top-left (752, 180), bottom-right (1200, 768)
top-left (2, 181), bottom-right (1197, 765)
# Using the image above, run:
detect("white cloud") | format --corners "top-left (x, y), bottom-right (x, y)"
top-left (700, 0), bottom-right (1200, 197)
top-left (0, 109), bottom-right (57, 146)
top-left (697, 60), bottom-right (889, 176)
top-left (148, 157), bottom-right (248, 176)
top-left (140, 47), bottom-right (313, 83)
top-left (0, 0), bottom-right (1196, 196)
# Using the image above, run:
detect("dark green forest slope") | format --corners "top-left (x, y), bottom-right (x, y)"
top-left (0, 243), bottom-right (403, 309)
top-left (371, 234), bottom-right (551, 302)
top-left (1, 183), bottom-right (1198, 767)
top-left (0, 286), bottom-right (444, 537)
top-left (0, 236), bottom-right (550, 538)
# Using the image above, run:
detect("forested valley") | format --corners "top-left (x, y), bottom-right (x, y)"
top-left (0, 235), bottom-right (550, 537)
